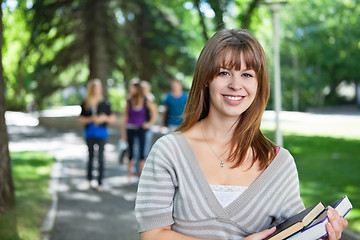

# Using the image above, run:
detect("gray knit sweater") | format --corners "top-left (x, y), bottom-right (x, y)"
top-left (135, 133), bottom-right (305, 239)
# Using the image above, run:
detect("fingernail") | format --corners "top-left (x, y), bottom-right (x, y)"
top-left (327, 222), bottom-right (333, 229)
top-left (327, 209), bottom-right (333, 218)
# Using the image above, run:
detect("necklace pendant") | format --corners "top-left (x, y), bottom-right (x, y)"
top-left (220, 161), bottom-right (224, 167)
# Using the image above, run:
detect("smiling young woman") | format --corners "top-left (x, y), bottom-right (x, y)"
top-left (179, 29), bottom-right (275, 171)
top-left (135, 29), bottom-right (348, 240)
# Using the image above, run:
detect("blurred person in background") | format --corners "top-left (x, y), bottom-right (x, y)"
top-left (131, 80), bottom-right (158, 174)
top-left (141, 80), bottom-right (158, 159)
top-left (162, 78), bottom-right (188, 132)
top-left (78, 79), bottom-right (116, 192)
top-left (122, 79), bottom-right (157, 182)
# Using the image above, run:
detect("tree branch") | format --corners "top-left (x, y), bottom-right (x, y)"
top-left (193, 0), bottom-right (208, 41)
top-left (240, 0), bottom-right (261, 29)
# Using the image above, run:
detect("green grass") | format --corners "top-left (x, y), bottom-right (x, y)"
top-left (1, 131), bottom-right (359, 237)
top-left (263, 130), bottom-right (360, 234)
top-left (0, 151), bottom-right (55, 240)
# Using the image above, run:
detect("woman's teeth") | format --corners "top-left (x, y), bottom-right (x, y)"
top-left (224, 95), bottom-right (244, 100)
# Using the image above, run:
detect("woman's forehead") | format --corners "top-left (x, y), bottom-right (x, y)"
top-left (218, 49), bottom-right (255, 70)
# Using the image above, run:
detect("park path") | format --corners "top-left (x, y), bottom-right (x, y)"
top-left (7, 118), bottom-right (140, 240)
top-left (7, 110), bottom-right (360, 240)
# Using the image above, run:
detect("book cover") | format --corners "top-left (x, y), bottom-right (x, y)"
top-left (264, 202), bottom-right (325, 240)
top-left (286, 196), bottom-right (352, 240)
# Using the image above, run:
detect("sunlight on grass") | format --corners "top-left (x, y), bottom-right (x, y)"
top-left (263, 130), bottom-right (360, 234)
top-left (347, 209), bottom-right (360, 232)
top-left (0, 151), bottom-right (55, 240)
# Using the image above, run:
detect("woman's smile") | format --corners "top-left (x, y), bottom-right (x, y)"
top-left (222, 94), bottom-right (245, 105)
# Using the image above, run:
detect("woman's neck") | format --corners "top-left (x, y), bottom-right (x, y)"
top-left (172, 90), bottom-right (182, 98)
top-left (87, 96), bottom-right (100, 106)
top-left (131, 95), bottom-right (143, 107)
top-left (201, 116), bottom-right (237, 142)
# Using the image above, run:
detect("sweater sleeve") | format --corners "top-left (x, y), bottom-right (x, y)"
top-left (274, 151), bottom-right (305, 225)
top-left (135, 136), bottom-right (178, 233)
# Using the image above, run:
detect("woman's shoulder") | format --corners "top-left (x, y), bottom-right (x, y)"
top-left (278, 147), bottom-right (293, 158)
top-left (271, 147), bottom-right (296, 168)
top-left (147, 133), bottom-right (185, 165)
top-left (151, 132), bottom-right (188, 154)
top-left (80, 102), bottom-right (85, 109)
top-left (99, 99), bottom-right (110, 106)
top-left (154, 132), bottom-right (183, 146)
top-left (80, 101), bottom-right (89, 114)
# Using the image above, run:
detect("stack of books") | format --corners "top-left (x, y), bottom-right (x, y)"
top-left (264, 196), bottom-right (352, 240)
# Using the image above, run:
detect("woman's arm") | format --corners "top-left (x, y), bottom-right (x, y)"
top-left (140, 226), bottom-right (206, 240)
top-left (121, 103), bottom-right (129, 141)
top-left (78, 115), bottom-right (94, 125)
top-left (161, 105), bottom-right (168, 127)
top-left (143, 100), bottom-right (158, 129)
top-left (140, 226), bottom-right (277, 240)
top-left (94, 112), bottom-right (116, 125)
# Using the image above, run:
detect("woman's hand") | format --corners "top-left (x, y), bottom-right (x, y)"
top-left (121, 131), bottom-right (127, 141)
top-left (321, 206), bottom-right (348, 240)
top-left (94, 114), bottom-right (107, 125)
top-left (143, 122), bottom-right (152, 129)
top-left (243, 227), bottom-right (276, 240)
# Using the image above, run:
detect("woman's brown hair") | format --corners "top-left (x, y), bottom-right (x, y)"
top-left (129, 78), bottom-right (144, 107)
top-left (177, 29), bottom-right (276, 170)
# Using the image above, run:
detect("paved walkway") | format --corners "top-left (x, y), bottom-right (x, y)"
top-left (7, 111), bottom-right (360, 240)
top-left (8, 123), bottom-right (140, 240)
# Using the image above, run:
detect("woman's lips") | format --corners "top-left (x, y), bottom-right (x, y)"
top-left (223, 95), bottom-right (245, 105)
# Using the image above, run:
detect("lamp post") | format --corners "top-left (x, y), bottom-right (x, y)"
top-left (265, 1), bottom-right (286, 147)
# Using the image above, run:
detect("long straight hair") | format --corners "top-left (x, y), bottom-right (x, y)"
top-left (177, 29), bottom-right (276, 170)
top-left (85, 79), bottom-right (103, 110)
top-left (129, 80), bottom-right (144, 107)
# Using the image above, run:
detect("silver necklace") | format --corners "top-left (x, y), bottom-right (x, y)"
top-left (200, 121), bottom-right (225, 168)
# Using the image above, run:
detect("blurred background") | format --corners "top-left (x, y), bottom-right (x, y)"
top-left (2, 0), bottom-right (360, 111)
top-left (1, 0), bottom-right (359, 239)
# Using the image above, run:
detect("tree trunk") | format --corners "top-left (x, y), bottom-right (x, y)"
top-left (136, 1), bottom-right (157, 82)
top-left (208, 0), bottom-right (225, 31)
top-left (240, 0), bottom-right (261, 29)
top-left (0, 0), bottom-right (15, 212)
top-left (85, 0), bottom-right (109, 98)
top-left (193, 0), bottom-right (208, 41)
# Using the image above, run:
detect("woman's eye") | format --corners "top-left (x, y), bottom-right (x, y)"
top-left (242, 73), bottom-right (253, 78)
top-left (218, 71), bottom-right (230, 76)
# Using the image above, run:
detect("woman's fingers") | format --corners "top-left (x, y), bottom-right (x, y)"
top-left (326, 206), bottom-right (348, 240)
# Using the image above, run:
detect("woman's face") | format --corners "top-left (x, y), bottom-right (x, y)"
top-left (208, 53), bottom-right (258, 120)
top-left (129, 84), bottom-right (137, 95)
top-left (93, 83), bottom-right (102, 96)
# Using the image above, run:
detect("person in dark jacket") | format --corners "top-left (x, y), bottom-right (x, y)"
top-left (79, 79), bottom-right (116, 192)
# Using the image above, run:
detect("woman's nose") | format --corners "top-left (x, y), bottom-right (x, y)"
top-left (228, 75), bottom-right (243, 90)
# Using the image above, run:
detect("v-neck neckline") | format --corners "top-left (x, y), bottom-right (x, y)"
top-left (174, 132), bottom-right (284, 219)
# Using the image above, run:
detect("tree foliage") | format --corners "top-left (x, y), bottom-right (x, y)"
top-left (13, 0), bottom-right (200, 108)
top-left (281, 0), bottom-right (360, 110)
top-left (2, 0), bottom-right (360, 110)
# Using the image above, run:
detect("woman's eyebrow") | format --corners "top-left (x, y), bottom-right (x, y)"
top-left (220, 66), bottom-right (255, 72)
top-left (219, 66), bottom-right (231, 70)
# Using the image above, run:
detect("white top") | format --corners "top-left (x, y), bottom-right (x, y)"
top-left (210, 185), bottom-right (248, 208)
